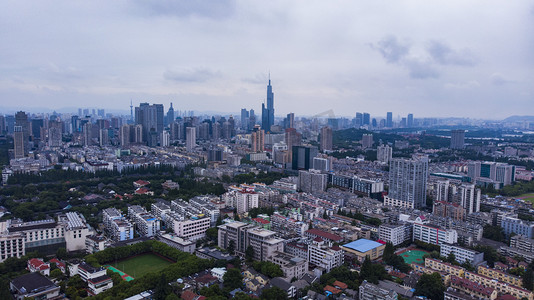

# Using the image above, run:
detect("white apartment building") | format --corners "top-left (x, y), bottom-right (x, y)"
top-left (218, 221), bottom-right (284, 261)
top-left (59, 212), bottom-right (93, 252)
top-left (0, 221), bottom-right (24, 262)
top-left (413, 218), bottom-right (457, 245)
top-left (76, 262), bottom-right (113, 295)
top-left (128, 205), bottom-right (160, 237)
top-left (440, 243), bottom-right (484, 266)
top-left (103, 208), bottom-right (133, 242)
top-left (378, 223), bottom-right (411, 246)
top-left (173, 216), bottom-right (210, 241)
top-left (308, 238), bottom-right (344, 273)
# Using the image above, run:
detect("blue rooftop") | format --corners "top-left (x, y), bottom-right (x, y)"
top-left (342, 239), bottom-right (383, 253)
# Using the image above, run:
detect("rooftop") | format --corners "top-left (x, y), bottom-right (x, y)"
top-left (342, 239), bottom-right (383, 253)
top-left (11, 272), bottom-right (57, 294)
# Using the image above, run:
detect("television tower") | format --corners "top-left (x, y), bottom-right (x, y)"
top-left (130, 100), bottom-right (133, 121)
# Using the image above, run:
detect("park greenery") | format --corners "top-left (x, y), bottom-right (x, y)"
top-left (414, 272), bottom-right (445, 300)
top-left (84, 240), bottom-right (215, 300)
top-left (337, 209), bottom-right (382, 226)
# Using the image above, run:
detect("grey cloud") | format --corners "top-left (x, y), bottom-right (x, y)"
top-left (242, 73), bottom-right (268, 84)
top-left (164, 68), bottom-right (221, 83)
top-left (427, 41), bottom-right (477, 66)
top-left (131, 0), bottom-right (236, 19)
top-left (491, 73), bottom-right (513, 85)
top-left (372, 36), bottom-right (410, 64)
top-left (405, 59), bottom-right (440, 79)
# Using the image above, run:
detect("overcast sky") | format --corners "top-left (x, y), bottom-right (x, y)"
top-left (1, 1), bottom-right (533, 119)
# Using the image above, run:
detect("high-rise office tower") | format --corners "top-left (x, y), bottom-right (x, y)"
top-left (355, 112), bottom-right (363, 127)
top-left (161, 131), bottom-right (170, 147)
top-left (450, 129), bottom-right (465, 149)
top-left (407, 113), bottom-right (414, 128)
top-left (251, 125), bottom-right (264, 152)
top-left (0, 115), bottom-right (5, 134)
top-left (15, 111), bottom-right (29, 153)
top-left (363, 113), bottom-right (370, 125)
top-left (97, 109), bottom-right (105, 118)
top-left (78, 108), bottom-right (83, 117)
top-left (5, 115), bottom-right (14, 134)
top-left (135, 103), bottom-right (164, 146)
top-left (377, 145), bottom-right (392, 164)
top-left (134, 124), bottom-right (143, 143)
top-left (120, 124), bottom-right (131, 148)
top-left (284, 113), bottom-right (294, 129)
top-left (99, 129), bottom-right (109, 146)
top-left (292, 145), bottom-right (318, 170)
top-left (31, 119), bottom-right (43, 140)
top-left (166, 103), bottom-right (175, 126)
top-left (186, 127), bottom-right (196, 152)
top-left (241, 108), bottom-right (250, 131)
top-left (285, 128), bottom-right (301, 164)
top-left (320, 126), bottom-right (333, 152)
top-left (386, 112), bottom-right (393, 128)
top-left (48, 126), bottom-right (62, 147)
top-left (388, 156), bottom-right (429, 209)
top-left (261, 76), bottom-right (275, 132)
top-left (362, 134), bottom-right (373, 148)
top-left (457, 184), bottom-right (480, 214)
top-left (13, 126), bottom-right (25, 159)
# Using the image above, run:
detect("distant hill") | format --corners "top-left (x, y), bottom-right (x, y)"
top-left (503, 115), bottom-right (534, 122)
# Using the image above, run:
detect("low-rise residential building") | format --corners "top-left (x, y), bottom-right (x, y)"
top-left (477, 265), bottom-right (522, 287)
top-left (510, 235), bottom-right (534, 252)
top-left (308, 238), bottom-right (344, 274)
top-left (285, 242), bottom-right (308, 260)
top-left (0, 221), bottom-right (25, 262)
top-left (10, 272), bottom-right (61, 300)
top-left (425, 258), bottom-right (465, 277)
top-left (172, 216), bottom-right (210, 241)
top-left (268, 251), bottom-right (308, 280)
top-left (85, 235), bottom-right (106, 254)
top-left (157, 233), bottom-right (196, 253)
top-left (128, 205), bottom-right (160, 237)
top-left (465, 271), bottom-right (533, 300)
top-left (305, 228), bottom-right (343, 245)
top-left (270, 277), bottom-right (297, 298)
top-left (59, 212), bottom-right (93, 252)
top-left (359, 280), bottom-right (397, 300)
top-left (378, 223), bottom-right (411, 246)
top-left (103, 208), bottom-right (134, 242)
top-left (440, 243), bottom-right (484, 266)
top-left (210, 267), bottom-right (226, 281)
top-left (341, 239), bottom-right (385, 262)
top-left (76, 262), bottom-right (113, 295)
top-left (218, 221), bottom-right (284, 261)
top-left (450, 276), bottom-right (497, 300)
top-left (27, 258), bottom-right (50, 276)
top-left (8, 219), bottom-right (66, 255)
top-left (501, 216), bottom-right (534, 238)
top-left (413, 219), bottom-right (457, 245)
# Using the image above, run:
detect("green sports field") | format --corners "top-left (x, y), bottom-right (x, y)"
top-left (519, 193), bottom-right (534, 203)
top-left (399, 249), bottom-right (427, 265)
top-left (109, 253), bottom-right (173, 279)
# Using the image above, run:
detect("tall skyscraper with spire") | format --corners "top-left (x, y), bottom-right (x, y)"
top-left (261, 74), bottom-right (275, 132)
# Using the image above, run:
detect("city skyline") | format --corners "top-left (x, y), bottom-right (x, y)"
top-left (1, 1), bottom-right (533, 118)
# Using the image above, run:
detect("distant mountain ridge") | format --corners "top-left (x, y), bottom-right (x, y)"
top-left (503, 115), bottom-right (534, 122)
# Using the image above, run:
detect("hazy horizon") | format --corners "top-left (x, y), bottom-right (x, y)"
top-left (1, 1), bottom-right (533, 119)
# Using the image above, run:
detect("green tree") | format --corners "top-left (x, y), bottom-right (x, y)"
top-left (245, 246), bottom-right (255, 263)
top-left (228, 240), bottom-right (236, 255)
top-left (223, 268), bottom-right (243, 290)
top-left (50, 268), bottom-right (63, 279)
top-left (523, 267), bottom-right (534, 291)
top-left (483, 225), bottom-right (505, 242)
top-left (415, 272), bottom-right (445, 300)
top-left (383, 242), bottom-right (395, 262)
top-left (56, 247), bottom-right (68, 260)
top-left (206, 227), bottom-right (218, 241)
top-left (165, 293), bottom-right (180, 300)
top-left (446, 253), bottom-right (456, 264)
top-left (260, 286), bottom-right (289, 300)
